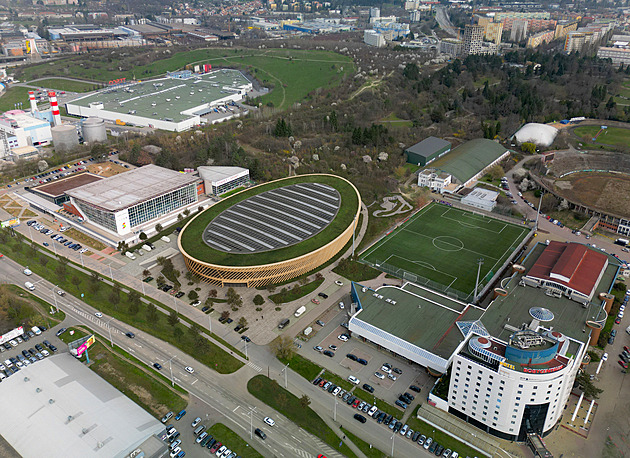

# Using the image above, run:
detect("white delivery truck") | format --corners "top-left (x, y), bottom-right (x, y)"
top-left (294, 306), bottom-right (306, 317)
top-left (161, 236), bottom-right (171, 243)
top-left (24, 282), bottom-right (35, 291)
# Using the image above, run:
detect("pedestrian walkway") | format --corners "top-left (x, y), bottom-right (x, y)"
top-left (417, 404), bottom-right (519, 458)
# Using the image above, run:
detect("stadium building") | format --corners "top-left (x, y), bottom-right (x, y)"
top-left (179, 174), bottom-right (361, 287)
top-left (65, 69), bottom-right (253, 132)
top-left (198, 166), bottom-right (250, 196)
top-left (65, 164), bottom-right (201, 237)
top-left (404, 137), bottom-right (452, 166)
top-left (28, 172), bottom-right (104, 206)
top-left (417, 139), bottom-right (510, 192)
top-left (349, 241), bottom-right (619, 443)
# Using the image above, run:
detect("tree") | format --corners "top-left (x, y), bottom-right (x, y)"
top-left (188, 290), bottom-right (199, 301)
top-left (221, 310), bottom-right (230, 320)
top-left (185, 271), bottom-right (194, 282)
top-left (521, 142), bottom-right (537, 154)
top-left (128, 290), bottom-right (141, 315)
top-left (146, 303), bottom-right (159, 323)
top-left (71, 275), bottom-right (81, 290)
top-left (117, 241), bottom-right (129, 253)
top-left (155, 223), bottom-right (163, 233)
top-left (39, 255), bottom-right (49, 268)
top-left (576, 371), bottom-right (603, 399)
top-left (253, 294), bottom-right (265, 306)
top-left (167, 310), bottom-right (179, 326)
top-left (55, 264), bottom-right (66, 281)
top-left (487, 164), bottom-right (504, 181)
top-left (139, 232), bottom-right (148, 241)
top-left (272, 335), bottom-right (295, 359)
top-left (238, 316), bottom-right (247, 327)
top-left (183, 209), bottom-right (191, 217)
top-left (109, 289), bottom-right (120, 305)
top-left (142, 269), bottom-right (151, 278)
top-left (209, 289), bottom-right (218, 298)
top-left (299, 395), bottom-right (311, 409)
top-left (173, 327), bottom-right (184, 340)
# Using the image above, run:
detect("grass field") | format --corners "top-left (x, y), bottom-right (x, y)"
top-left (360, 202), bottom-right (529, 298)
top-left (0, 86), bottom-right (34, 112)
top-left (574, 125), bottom-right (630, 147)
top-left (29, 78), bottom-right (97, 93)
top-left (17, 48), bottom-right (354, 110)
top-left (206, 423), bottom-right (264, 458)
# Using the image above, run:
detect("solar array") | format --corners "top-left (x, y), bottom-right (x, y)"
top-left (203, 183), bottom-right (340, 253)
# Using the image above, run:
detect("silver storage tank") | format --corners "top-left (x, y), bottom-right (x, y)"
top-left (82, 117), bottom-right (107, 143)
top-left (51, 124), bottom-right (79, 152)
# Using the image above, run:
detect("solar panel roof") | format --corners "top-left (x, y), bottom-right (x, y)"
top-left (203, 182), bottom-right (340, 253)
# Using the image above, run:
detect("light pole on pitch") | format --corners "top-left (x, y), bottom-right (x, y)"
top-left (105, 317), bottom-right (115, 348)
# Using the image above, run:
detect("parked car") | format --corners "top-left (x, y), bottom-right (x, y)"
top-left (362, 383), bottom-right (374, 393)
top-left (353, 414), bottom-right (367, 423)
top-left (318, 292), bottom-right (328, 299)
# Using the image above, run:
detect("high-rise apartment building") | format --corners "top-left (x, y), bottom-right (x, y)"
top-left (463, 24), bottom-right (484, 56)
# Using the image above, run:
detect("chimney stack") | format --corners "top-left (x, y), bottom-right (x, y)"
top-left (28, 91), bottom-right (37, 113)
top-left (48, 91), bottom-right (61, 126)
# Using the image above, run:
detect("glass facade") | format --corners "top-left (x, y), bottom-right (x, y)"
top-left (74, 199), bottom-right (117, 232)
top-left (127, 183), bottom-right (197, 228)
top-left (213, 173), bottom-right (250, 195)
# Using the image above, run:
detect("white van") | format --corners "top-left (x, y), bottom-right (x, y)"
top-left (24, 282), bottom-right (35, 291)
top-left (294, 306), bottom-right (306, 317)
top-left (23, 268), bottom-right (32, 276)
top-left (125, 251), bottom-right (137, 260)
top-left (31, 326), bottom-right (41, 336)
top-left (161, 236), bottom-right (171, 243)
top-left (142, 244), bottom-right (152, 252)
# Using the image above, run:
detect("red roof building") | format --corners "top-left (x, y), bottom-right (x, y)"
top-left (525, 241), bottom-right (608, 301)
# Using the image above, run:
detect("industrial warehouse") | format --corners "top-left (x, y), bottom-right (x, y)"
top-left (348, 240), bottom-right (620, 444)
top-left (65, 69), bottom-right (254, 132)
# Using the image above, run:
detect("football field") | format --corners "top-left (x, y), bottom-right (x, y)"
top-left (360, 202), bottom-right (530, 299)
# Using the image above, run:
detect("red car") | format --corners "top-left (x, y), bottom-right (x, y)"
top-left (318, 455), bottom-right (328, 458)
top-left (615, 317), bottom-right (622, 324)
top-left (619, 360), bottom-right (628, 369)
top-left (624, 346), bottom-right (630, 354)
top-left (318, 379), bottom-right (327, 387)
top-left (352, 399), bottom-right (361, 408)
top-left (209, 441), bottom-right (222, 453)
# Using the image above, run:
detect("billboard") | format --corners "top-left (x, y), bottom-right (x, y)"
top-left (1, 218), bottom-right (20, 228)
top-left (203, 64), bottom-right (212, 73)
top-left (0, 326), bottom-right (24, 345)
top-left (70, 334), bottom-right (95, 357)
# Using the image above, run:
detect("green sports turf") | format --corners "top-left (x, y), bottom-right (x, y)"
top-left (360, 202), bottom-right (530, 298)
top-left (574, 125), bottom-right (630, 147)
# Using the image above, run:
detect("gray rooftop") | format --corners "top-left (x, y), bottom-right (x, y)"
top-left (66, 164), bottom-right (198, 211)
top-left (353, 283), bottom-right (483, 359)
top-left (204, 182), bottom-right (340, 253)
top-left (66, 70), bottom-right (251, 123)
top-left (198, 166), bottom-right (249, 184)
top-left (406, 137), bottom-right (451, 158)
top-left (0, 354), bottom-right (166, 458)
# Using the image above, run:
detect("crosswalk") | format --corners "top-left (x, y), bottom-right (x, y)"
top-left (246, 361), bottom-right (263, 372)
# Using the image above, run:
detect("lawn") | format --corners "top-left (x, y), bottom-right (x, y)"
top-left (28, 78), bottom-right (98, 93)
top-left (405, 410), bottom-right (484, 458)
top-left (322, 370), bottom-right (353, 391)
top-left (332, 258), bottom-right (381, 282)
top-left (64, 227), bottom-right (107, 251)
top-left (269, 277), bottom-right (324, 304)
top-left (378, 113), bottom-right (413, 128)
top-left (574, 125), bottom-right (630, 147)
top-left (247, 375), bottom-right (358, 458)
top-left (360, 202), bottom-right (530, 300)
top-left (57, 326), bottom-right (187, 418)
top-left (206, 423), bottom-right (264, 458)
top-left (17, 48), bottom-right (354, 110)
top-left (3, 284), bottom-right (65, 329)
top-left (0, 86), bottom-right (34, 112)
top-left (0, 232), bottom-right (244, 374)
top-left (340, 427), bottom-right (387, 458)
top-left (180, 174), bottom-right (360, 267)
top-left (278, 351), bottom-right (322, 381)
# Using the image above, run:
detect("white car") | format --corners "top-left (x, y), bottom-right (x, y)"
top-left (263, 416), bottom-right (275, 427)
top-left (348, 375), bottom-right (360, 385)
top-left (374, 372), bottom-right (385, 379)
top-left (619, 311), bottom-right (625, 319)
top-left (169, 447), bottom-right (181, 458)
top-left (95, 312), bottom-right (103, 318)
top-left (368, 405), bottom-right (378, 416)
top-left (191, 417), bottom-right (201, 428)
top-left (388, 373), bottom-right (397, 381)
top-left (380, 365), bottom-right (392, 374)
top-left (337, 334), bottom-right (349, 342)
top-left (41, 349), bottom-right (49, 357)
top-left (335, 280), bottom-right (344, 286)
top-left (602, 352), bottom-right (608, 361)
top-left (332, 387), bottom-right (341, 396)
top-left (216, 446), bottom-right (227, 456)
top-left (9, 340), bottom-right (17, 347)
top-left (185, 366), bottom-right (194, 374)
top-left (338, 302), bottom-right (345, 309)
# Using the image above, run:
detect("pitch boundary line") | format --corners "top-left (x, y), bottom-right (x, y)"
top-left (441, 207), bottom-right (494, 225)
top-left (360, 202), bottom-right (435, 259)
top-left (391, 254), bottom-right (458, 283)
top-left (483, 228), bottom-right (530, 288)
top-left (400, 227), bottom-right (500, 261)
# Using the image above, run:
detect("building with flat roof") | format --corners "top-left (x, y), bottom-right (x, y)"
top-left (0, 353), bottom-right (167, 457)
top-left (349, 241), bottom-right (619, 443)
top-left (198, 166), bottom-right (250, 196)
top-left (65, 69), bottom-right (253, 132)
top-left (463, 24), bottom-right (484, 56)
top-left (28, 172), bottom-right (104, 205)
top-left (426, 138), bottom-right (510, 188)
top-left (417, 169), bottom-right (452, 193)
top-left (0, 110), bottom-right (52, 157)
top-left (405, 136), bottom-right (452, 166)
top-left (66, 164), bottom-right (200, 236)
top-left (461, 187), bottom-right (499, 212)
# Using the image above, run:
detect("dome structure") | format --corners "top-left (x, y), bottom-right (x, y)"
top-left (514, 123), bottom-right (558, 147)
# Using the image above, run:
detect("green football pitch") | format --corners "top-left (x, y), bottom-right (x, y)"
top-left (360, 202), bottom-right (530, 299)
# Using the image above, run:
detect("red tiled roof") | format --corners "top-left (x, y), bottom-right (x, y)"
top-left (527, 241), bottom-right (608, 297)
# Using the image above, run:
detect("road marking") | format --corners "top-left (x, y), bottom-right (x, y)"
top-left (246, 361), bottom-right (263, 372)
top-left (191, 379), bottom-right (198, 385)
top-left (233, 406), bottom-right (240, 413)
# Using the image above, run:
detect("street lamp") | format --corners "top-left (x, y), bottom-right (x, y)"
top-left (391, 434), bottom-right (395, 457)
top-left (167, 356), bottom-right (176, 387)
top-left (79, 250), bottom-right (84, 267)
top-left (173, 295), bottom-right (178, 314)
top-left (248, 406), bottom-right (256, 439)
top-left (106, 317), bottom-right (115, 347)
top-left (280, 363), bottom-right (289, 389)
top-left (51, 284), bottom-right (59, 313)
top-left (108, 262), bottom-right (113, 281)
top-left (334, 396), bottom-right (338, 421)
